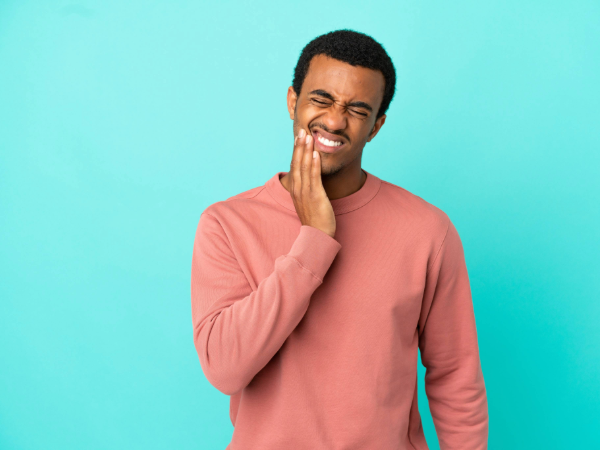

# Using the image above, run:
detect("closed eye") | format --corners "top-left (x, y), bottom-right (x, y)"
top-left (350, 109), bottom-right (368, 117)
top-left (311, 98), bottom-right (330, 106)
top-left (310, 97), bottom-right (369, 118)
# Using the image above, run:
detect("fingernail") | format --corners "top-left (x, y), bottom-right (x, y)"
top-left (305, 135), bottom-right (311, 144)
top-left (299, 129), bottom-right (306, 138)
top-left (313, 150), bottom-right (317, 159)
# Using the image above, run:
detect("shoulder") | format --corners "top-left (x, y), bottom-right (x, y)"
top-left (201, 184), bottom-right (268, 224)
top-left (378, 178), bottom-right (451, 236)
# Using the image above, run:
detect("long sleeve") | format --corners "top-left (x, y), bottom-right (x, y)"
top-left (191, 212), bottom-right (342, 396)
top-left (418, 218), bottom-right (489, 449)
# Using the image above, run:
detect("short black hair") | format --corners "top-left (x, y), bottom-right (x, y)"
top-left (292, 29), bottom-right (396, 119)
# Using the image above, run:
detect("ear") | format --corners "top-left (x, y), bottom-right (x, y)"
top-left (367, 114), bottom-right (386, 142)
top-left (287, 86), bottom-right (298, 120)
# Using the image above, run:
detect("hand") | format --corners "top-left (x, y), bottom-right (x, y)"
top-left (289, 129), bottom-right (337, 238)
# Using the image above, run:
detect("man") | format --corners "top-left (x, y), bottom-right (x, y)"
top-left (191, 29), bottom-right (489, 449)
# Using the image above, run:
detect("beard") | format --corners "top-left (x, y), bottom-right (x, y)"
top-left (319, 155), bottom-right (347, 177)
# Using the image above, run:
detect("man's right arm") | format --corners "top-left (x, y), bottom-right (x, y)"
top-left (191, 212), bottom-right (341, 395)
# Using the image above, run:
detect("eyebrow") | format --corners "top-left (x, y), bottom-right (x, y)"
top-left (308, 89), bottom-right (373, 112)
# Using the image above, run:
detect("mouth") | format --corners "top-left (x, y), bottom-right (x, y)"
top-left (311, 129), bottom-right (347, 154)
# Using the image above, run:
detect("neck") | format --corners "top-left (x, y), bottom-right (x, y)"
top-left (280, 163), bottom-right (367, 200)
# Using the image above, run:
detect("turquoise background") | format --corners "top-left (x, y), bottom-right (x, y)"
top-left (1, 1), bottom-right (599, 448)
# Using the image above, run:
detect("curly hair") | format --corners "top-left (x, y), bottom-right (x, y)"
top-left (292, 29), bottom-right (396, 119)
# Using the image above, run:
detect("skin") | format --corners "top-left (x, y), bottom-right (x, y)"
top-left (279, 54), bottom-right (387, 238)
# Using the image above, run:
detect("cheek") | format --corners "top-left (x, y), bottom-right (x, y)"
top-left (347, 124), bottom-right (371, 144)
top-left (299, 105), bottom-right (323, 124)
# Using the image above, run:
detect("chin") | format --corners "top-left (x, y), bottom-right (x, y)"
top-left (320, 161), bottom-right (346, 177)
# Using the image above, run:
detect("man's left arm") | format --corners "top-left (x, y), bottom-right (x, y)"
top-left (418, 217), bottom-right (489, 449)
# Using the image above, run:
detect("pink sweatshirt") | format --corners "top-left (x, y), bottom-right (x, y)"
top-left (191, 169), bottom-right (488, 449)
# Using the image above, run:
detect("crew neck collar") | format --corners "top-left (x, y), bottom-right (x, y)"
top-left (265, 169), bottom-right (382, 215)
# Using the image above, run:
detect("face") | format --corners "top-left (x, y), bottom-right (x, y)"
top-left (287, 54), bottom-right (387, 176)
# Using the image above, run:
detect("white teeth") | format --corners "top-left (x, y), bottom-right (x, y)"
top-left (317, 135), bottom-right (342, 147)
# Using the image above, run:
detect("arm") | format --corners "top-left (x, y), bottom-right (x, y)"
top-left (191, 212), bottom-right (342, 395)
top-left (418, 218), bottom-right (489, 449)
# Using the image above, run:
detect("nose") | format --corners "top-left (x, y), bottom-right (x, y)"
top-left (322, 103), bottom-right (347, 132)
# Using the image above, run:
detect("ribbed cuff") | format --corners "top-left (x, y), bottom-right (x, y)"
top-left (287, 225), bottom-right (342, 282)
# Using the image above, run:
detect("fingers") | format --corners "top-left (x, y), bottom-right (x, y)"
top-left (311, 144), bottom-right (322, 191)
top-left (290, 128), bottom-right (306, 198)
top-left (300, 133), bottom-right (313, 197)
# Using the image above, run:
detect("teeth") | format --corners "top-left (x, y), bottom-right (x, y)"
top-left (317, 135), bottom-right (342, 147)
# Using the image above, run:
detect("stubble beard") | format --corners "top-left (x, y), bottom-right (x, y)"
top-left (318, 154), bottom-right (346, 177)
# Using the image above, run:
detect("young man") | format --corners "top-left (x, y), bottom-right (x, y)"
top-left (191, 30), bottom-right (489, 449)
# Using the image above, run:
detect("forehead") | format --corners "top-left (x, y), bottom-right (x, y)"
top-left (302, 54), bottom-right (385, 105)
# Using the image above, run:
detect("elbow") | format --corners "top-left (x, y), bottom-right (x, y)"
top-left (199, 355), bottom-right (247, 396)
top-left (193, 329), bottom-right (247, 396)
top-left (205, 370), bottom-right (246, 396)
